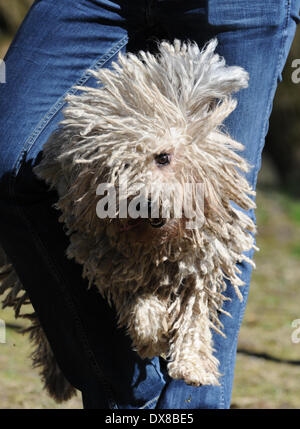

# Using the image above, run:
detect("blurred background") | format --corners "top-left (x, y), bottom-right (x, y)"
top-left (0, 0), bottom-right (300, 409)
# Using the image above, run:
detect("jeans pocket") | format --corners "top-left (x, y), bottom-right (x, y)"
top-left (207, 0), bottom-right (286, 29)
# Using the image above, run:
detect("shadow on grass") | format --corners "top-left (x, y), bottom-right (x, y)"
top-left (237, 348), bottom-right (300, 366)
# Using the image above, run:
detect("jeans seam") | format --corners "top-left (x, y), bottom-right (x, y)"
top-left (139, 394), bottom-right (160, 409)
top-left (9, 35), bottom-right (128, 188)
top-left (8, 35), bottom-right (132, 409)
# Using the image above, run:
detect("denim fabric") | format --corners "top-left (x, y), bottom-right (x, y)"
top-left (0, 0), bottom-right (299, 409)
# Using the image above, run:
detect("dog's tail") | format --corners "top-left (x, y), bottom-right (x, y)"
top-left (0, 244), bottom-right (77, 403)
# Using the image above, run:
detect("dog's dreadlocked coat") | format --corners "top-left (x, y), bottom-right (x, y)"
top-left (0, 39), bottom-right (256, 401)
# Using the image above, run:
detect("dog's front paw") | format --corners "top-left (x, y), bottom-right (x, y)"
top-left (126, 293), bottom-right (170, 358)
top-left (168, 359), bottom-right (221, 387)
top-left (128, 313), bottom-right (170, 359)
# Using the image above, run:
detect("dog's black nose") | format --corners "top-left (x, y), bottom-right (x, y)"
top-left (149, 218), bottom-right (166, 228)
top-left (147, 199), bottom-right (165, 227)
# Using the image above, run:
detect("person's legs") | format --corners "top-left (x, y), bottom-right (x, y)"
top-left (152, 0), bottom-right (300, 408)
top-left (0, 0), bottom-right (166, 409)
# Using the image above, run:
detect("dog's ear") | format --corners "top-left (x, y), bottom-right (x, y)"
top-left (189, 38), bottom-right (248, 97)
top-left (159, 38), bottom-right (248, 100)
top-left (155, 38), bottom-right (249, 129)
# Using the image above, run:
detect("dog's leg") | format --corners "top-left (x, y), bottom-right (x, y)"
top-left (167, 279), bottom-right (221, 386)
top-left (115, 291), bottom-right (170, 359)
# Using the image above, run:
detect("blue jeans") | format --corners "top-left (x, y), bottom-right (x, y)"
top-left (0, 0), bottom-right (299, 409)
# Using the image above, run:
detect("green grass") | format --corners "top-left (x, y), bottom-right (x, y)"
top-left (291, 243), bottom-right (300, 259)
top-left (232, 189), bottom-right (300, 408)
top-left (285, 198), bottom-right (300, 226)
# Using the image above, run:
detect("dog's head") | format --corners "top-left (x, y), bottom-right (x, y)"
top-left (35, 39), bottom-right (255, 271)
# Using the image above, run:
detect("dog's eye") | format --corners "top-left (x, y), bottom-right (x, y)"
top-left (155, 153), bottom-right (170, 166)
